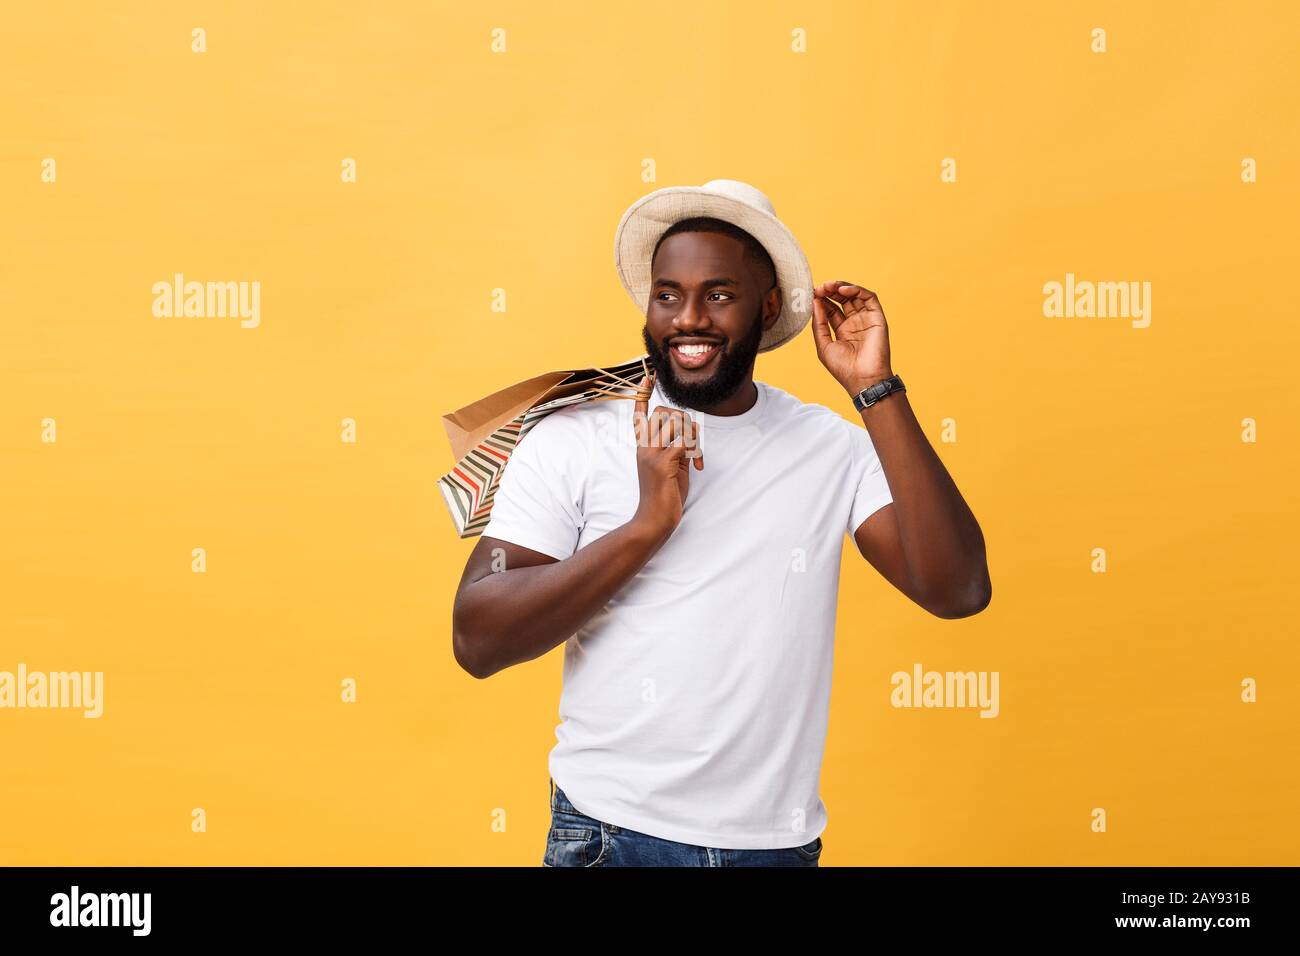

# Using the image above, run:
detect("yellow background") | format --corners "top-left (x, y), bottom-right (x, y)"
top-left (2, 0), bottom-right (1297, 865)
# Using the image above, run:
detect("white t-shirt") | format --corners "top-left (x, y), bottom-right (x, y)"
top-left (480, 376), bottom-right (894, 849)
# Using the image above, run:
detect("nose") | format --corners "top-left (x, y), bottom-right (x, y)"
top-left (672, 295), bottom-right (715, 337)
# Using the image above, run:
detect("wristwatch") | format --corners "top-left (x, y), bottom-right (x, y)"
top-left (852, 374), bottom-right (906, 411)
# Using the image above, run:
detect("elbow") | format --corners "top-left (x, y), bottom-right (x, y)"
top-left (452, 603), bottom-right (495, 680)
top-left (452, 630), bottom-right (490, 679)
top-left (924, 572), bottom-right (992, 620)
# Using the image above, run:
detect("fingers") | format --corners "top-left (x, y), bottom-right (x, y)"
top-left (636, 407), bottom-right (703, 469)
top-left (648, 408), bottom-right (686, 448)
top-left (637, 406), bottom-right (677, 447)
top-left (670, 416), bottom-right (703, 470)
top-left (663, 425), bottom-right (693, 463)
top-left (818, 279), bottom-right (862, 300)
top-left (814, 291), bottom-right (847, 337)
top-left (818, 281), bottom-right (882, 317)
top-left (677, 417), bottom-right (703, 470)
top-left (815, 280), bottom-right (857, 302)
top-left (811, 295), bottom-right (836, 351)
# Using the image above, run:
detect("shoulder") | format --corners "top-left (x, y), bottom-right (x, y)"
top-left (758, 381), bottom-right (875, 465)
top-left (512, 401), bottom-right (605, 466)
top-left (759, 381), bottom-right (860, 438)
top-left (521, 401), bottom-right (598, 439)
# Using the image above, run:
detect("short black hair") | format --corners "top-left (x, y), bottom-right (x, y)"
top-left (651, 216), bottom-right (777, 291)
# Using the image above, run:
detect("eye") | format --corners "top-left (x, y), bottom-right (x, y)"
top-left (708, 292), bottom-right (733, 302)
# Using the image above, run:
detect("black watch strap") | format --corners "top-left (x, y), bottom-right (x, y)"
top-left (852, 374), bottom-right (905, 411)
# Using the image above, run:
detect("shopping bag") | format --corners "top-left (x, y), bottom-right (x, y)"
top-left (438, 354), bottom-right (654, 537)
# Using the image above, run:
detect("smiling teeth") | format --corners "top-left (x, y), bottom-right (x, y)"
top-left (675, 343), bottom-right (716, 355)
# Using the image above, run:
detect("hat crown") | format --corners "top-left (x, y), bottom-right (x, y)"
top-left (699, 179), bottom-right (777, 217)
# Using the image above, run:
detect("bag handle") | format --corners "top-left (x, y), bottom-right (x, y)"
top-left (586, 356), bottom-right (655, 403)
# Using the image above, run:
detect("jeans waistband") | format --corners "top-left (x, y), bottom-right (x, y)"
top-left (549, 777), bottom-right (582, 815)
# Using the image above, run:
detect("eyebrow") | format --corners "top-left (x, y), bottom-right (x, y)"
top-left (652, 277), bottom-right (741, 290)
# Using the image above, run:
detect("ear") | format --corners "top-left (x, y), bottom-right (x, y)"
top-left (763, 283), bottom-right (782, 330)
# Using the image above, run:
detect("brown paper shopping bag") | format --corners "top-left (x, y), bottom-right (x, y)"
top-left (437, 355), bottom-right (653, 537)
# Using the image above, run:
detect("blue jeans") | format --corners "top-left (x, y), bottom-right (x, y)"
top-left (543, 778), bottom-right (823, 867)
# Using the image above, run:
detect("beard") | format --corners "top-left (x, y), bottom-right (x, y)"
top-left (641, 306), bottom-right (764, 410)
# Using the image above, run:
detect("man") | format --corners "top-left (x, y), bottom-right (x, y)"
top-left (452, 179), bottom-right (991, 866)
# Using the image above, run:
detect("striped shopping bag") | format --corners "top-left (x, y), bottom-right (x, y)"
top-left (438, 355), bottom-right (655, 537)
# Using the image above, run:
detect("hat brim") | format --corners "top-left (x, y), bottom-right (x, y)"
top-left (613, 186), bottom-right (813, 353)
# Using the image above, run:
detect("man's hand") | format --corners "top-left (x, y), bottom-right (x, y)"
top-left (631, 374), bottom-right (702, 539)
top-left (811, 280), bottom-right (894, 395)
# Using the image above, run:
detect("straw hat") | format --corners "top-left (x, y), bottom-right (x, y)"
top-left (613, 179), bottom-right (814, 353)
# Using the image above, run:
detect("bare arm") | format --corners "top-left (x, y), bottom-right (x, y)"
top-left (452, 389), bottom-right (701, 679)
top-left (851, 390), bottom-right (991, 619)
top-left (452, 524), bottom-right (663, 679)
top-left (812, 280), bottom-right (991, 620)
